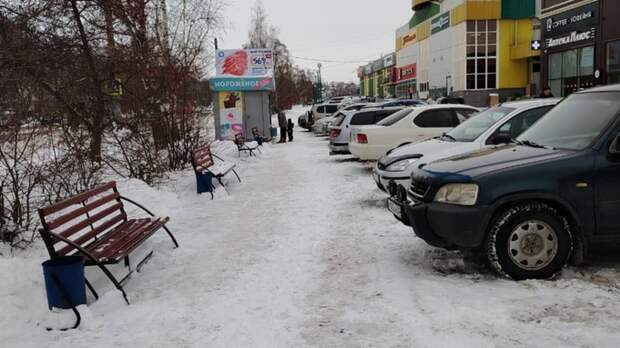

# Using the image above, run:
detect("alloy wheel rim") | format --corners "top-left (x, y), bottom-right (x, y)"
top-left (507, 220), bottom-right (559, 271)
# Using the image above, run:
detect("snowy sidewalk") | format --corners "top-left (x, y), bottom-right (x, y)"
top-left (4, 115), bottom-right (620, 347)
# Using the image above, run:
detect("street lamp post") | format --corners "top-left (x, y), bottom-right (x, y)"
top-left (315, 63), bottom-right (323, 103)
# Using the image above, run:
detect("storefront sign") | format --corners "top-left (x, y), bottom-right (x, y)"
top-left (209, 76), bottom-right (275, 91)
top-left (531, 40), bottom-right (542, 51)
top-left (398, 64), bottom-right (417, 81)
top-left (544, 3), bottom-right (598, 36)
top-left (373, 59), bottom-right (384, 72)
top-left (383, 53), bottom-right (396, 68)
top-left (402, 29), bottom-right (417, 48)
top-left (215, 49), bottom-right (274, 77)
top-left (545, 28), bottom-right (596, 49)
top-left (357, 67), bottom-right (364, 78)
top-left (364, 64), bottom-right (373, 75)
top-left (218, 92), bottom-right (244, 139)
top-left (431, 12), bottom-right (450, 35)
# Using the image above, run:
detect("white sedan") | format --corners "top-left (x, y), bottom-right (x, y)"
top-left (349, 105), bottom-right (479, 161)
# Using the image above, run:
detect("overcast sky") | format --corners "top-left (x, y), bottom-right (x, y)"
top-left (218, 0), bottom-right (412, 83)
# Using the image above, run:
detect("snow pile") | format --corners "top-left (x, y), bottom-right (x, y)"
top-left (2, 106), bottom-right (620, 347)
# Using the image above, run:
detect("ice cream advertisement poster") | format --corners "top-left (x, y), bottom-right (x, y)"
top-left (215, 49), bottom-right (274, 77)
top-left (219, 92), bottom-right (244, 139)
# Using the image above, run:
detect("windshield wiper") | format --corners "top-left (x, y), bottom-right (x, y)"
top-left (517, 140), bottom-right (554, 150)
top-left (441, 133), bottom-right (457, 142)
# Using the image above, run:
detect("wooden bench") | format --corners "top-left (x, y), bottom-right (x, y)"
top-left (234, 134), bottom-right (260, 157)
top-left (192, 145), bottom-right (241, 199)
top-left (38, 182), bottom-right (178, 305)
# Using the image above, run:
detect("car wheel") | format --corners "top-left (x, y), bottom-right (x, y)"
top-left (486, 202), bottom-right (572, 280)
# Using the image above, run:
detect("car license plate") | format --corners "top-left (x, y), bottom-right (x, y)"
top-left (388, 198), bottom-right (403, 219)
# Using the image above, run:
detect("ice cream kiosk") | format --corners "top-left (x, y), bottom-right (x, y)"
top-left (209, 48), bottom-right (275, 141)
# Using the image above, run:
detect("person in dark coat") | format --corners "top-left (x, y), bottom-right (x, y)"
top-left (287, 119), bottom-right (294, 142)
top-left (539, 85), bottom-right (554, 98)
top-left (277, 109), bottom-right (287, 143)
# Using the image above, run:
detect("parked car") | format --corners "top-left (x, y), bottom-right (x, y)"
top-left (312, 103), bottom-right (376, 135)
top-left (436, 96), bottom-right (466, 104)
top-left (313, 114), bottom-right (339, 135)
top-left (374, 99), bottom-right (561, 194)
top-left (329, 107), bottom-right (404, 154)
top-left (349, 105), bottom-right (479, 161)
top-left (393, 85), bottom-right (620, 280)
top-left (378, 99), bottom-right (426, 108)
top-left (311, 103), bottom-right (340, 121)
top-left (298, 112), bottom-right (309, 129)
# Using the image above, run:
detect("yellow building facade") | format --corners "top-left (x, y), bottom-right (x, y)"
top-left (388, 0), bottom-right (540, 105)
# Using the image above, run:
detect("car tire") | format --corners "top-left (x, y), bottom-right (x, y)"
top-left (486, 202), bottom-right (572, 280)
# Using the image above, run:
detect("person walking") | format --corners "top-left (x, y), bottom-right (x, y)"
top-left (287, 119), bottom-right (294, 142)
top-left (539, 85), bottom-right (554, 98)
top-left (277, 108), bottom-right (287, 143)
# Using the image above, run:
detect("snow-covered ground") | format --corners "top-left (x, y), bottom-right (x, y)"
top-left (3, 106), bottom-right (620, 347)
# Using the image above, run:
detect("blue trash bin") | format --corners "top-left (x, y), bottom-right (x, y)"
top-left (42, 256), bottom-right (87, 310)
top-left (270, 127), bottom-right (278, 138)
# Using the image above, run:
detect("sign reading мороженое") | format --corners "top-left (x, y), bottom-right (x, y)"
top-left (544, 2), bottom-right (598, 36)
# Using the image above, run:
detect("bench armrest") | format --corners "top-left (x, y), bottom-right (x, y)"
top-left (212, 153), bottom-right (226, 163)
top-left (119, 196), bottom-right (158, 218)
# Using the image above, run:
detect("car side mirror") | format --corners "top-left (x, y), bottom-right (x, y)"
top-left (610, 135), bottom-right (620, 155)
top-left (490, 132), bottom-right (512, 145)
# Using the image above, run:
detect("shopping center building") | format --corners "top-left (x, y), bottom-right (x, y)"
top-left (540, 0), bottom-right (620, 97)
top-left (361, 0), bottom-right (543, 105)
top-left (359, 53), bottom-right (397, 99)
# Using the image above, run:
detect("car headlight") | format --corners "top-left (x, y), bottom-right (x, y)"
top-left (385, 158), bottom-right (419, 172)
top-left (434, 184), bottom-right (479, 206)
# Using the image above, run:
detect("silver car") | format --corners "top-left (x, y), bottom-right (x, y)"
top-left (373, 98), bottom-right (562, 195)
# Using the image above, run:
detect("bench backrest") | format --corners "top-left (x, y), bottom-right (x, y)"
top-left (192, 145), bottom-right (214, 171)
top-left (38, 182), bottom-right (127, 257)
top-left (234, 133), bottom-right (246, 146)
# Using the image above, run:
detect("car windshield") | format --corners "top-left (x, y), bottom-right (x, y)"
top-left (446, 106), bottom-right (515, 142)
top-left (376, 109), bottom-right (411, 126)
top-left (518, 92), bottom-right (620, 150)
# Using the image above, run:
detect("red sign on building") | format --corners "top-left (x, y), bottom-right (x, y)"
top-left (398, 64), bottom-right (417, 81)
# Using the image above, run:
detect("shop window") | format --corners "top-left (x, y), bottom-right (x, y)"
top-left (466, 20), bottom-right (497, 90)
top-left (580, 47), bottom-right (594, 76)
top-left (547, 45), bottom-right (595, 97)
top-left (608, 40), bottom-right (620, 84)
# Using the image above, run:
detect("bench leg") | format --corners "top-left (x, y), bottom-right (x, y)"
top-left (162, 224), bottom-right (180, 248)
top-left (232, 169), bottom-right (242, 183)
top-left (85, 277), bottom-right (99, 300)
top-left (216, 176), bottom-right (230, 195)
top-left (43, 231), bottom-right (131, 305)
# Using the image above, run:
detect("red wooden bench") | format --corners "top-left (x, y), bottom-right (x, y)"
top-left (192, 145), bottom-right (241, 198)
top-left (37, 182), bottom-right (178, 305)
